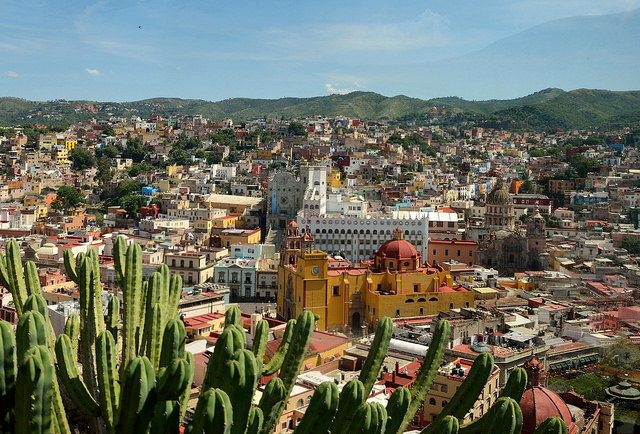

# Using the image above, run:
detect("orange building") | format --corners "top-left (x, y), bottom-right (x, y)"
top-left (428, 239), bottom-right (478, 266)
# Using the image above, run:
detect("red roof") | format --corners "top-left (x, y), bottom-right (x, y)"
top-left (519, 387), bottom-right (577, 434)
top-left (376, 239), bottom-right (418, 260)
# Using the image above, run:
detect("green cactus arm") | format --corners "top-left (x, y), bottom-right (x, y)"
top-left (358, 316), bottom-right (393, 397)
top-left (16, 310), bottom-right (48, 362)
top-left (78, 256), bottom-right (100, 397)
top-left (225, 305), bottom-right (243, 329)
top-left (168, 274), bottom-right (182, 322)
top-left (88, 250), bottom-right (106, 335)
top-left (385, 386), bottom-right (411, 434)
top-left (122, 243), bottom-right (142, 364)
top-left (112, 236), bottom-right (126, 289)
top-left (534, 416), bottom-right (568, 434)
top-left (459, 396), bottom-right (522, 434)
top-left (246, 407), bottom-right (264, 434)
top-left (482, 397), bottom-right (523, 434)
top-left (115, 356), bottom-right (156, 434)
top-left (0, 254), bottom-right (10, 299)
top-left (293, 381), bottom-right (339, 434)
top-left (3, 241), bottom-right (28, 316)
top-left (157, 264), bottom-right (171, 322)
top-left (96, 330), bottom-right (120, 433)
top-left (261, 311), bottom-right (315, 434)
top-left (63, 249), bottom-right (79, 284)
top-left (143, 304), bottom-right (163, 371)
top-left (150, 400), bottom-right (176, 434)
top-left (186, 388), bottom-right (233, 434)
top-left (16, 345), bottom-right (54, 434)
top-left (202, 325), bottom-right (245, 392)
top-left (156, 358), bottom-right (191, 401)
top-left (160, 319), bottom-right (186, 369)
top-left (262, 318), bottom-right (295, 376)
top-left (0, 321), bottom-right (16, 426)
top-left (137, 280), bottom-right (149, 355)
top-left (177, 351), bottom-right (195, 426)
top-left (54, 334), bottom-right (101, 416)
top-left (106, 296), bottom-right (120, 346)
top-left (258, 376), bottom-right (286, 421)
top-left (329, 378), bottom-right (366, 434)
top-left (252, 319), bottom-right (269, 367)
top-left (500, 367), bottom-right (527, 402)
top-left (64, 313), bottom-right (80, 363)
top-left (420, 415), bottom-right (459, 434)
top-left (424, 352), bottom-right (495, 434)
top-left (23, 261), bottom-right (42, 297)
top-left (347, 402), bottom-right (387, 434)
top-left (394, 319), bottom-right (451, 434)
top-left (221, 349), bottom-right (259, 434)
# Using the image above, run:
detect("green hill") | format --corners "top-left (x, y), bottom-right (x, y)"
top-left (2, 88), bottom-right (640, 129)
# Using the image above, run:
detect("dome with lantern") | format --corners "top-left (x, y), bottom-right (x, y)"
top-left (374, 227), bottom-right (420, 271)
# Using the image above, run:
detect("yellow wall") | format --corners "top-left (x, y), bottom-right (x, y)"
top-left (278, 250), bottom-right (474, 332)
top-left (257, 149), bottom-right (272, 160)
top-left (330, 168), bottom-right (346, 188)
top-left (221, 229), bottom-right (261, 247)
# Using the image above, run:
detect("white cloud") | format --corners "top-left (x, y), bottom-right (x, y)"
top-left (325, 83), bottom-right (358, 95)
top-left (3, 71), bottom-right (18, 78)
top-left (85, 68), bottom-right (101, 76)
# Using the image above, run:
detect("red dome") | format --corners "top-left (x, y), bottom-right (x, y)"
top-left (519, 386), bottom-right (577, 434)
top-left (288, 220), bottom-right (298, 228)
top-left (375, 239), bottom-right (419, 260)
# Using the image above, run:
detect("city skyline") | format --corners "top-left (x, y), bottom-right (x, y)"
top-left (1, 0), bottom-right (640, 102)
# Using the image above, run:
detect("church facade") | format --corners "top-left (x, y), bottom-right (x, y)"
top-left (475, 179), bottom-right (548, 275)
top-left (277, 221), bottom-right (475, 333)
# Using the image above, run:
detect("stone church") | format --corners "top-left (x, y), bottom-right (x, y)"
top-left (474, 178), bottom-right (548, 275)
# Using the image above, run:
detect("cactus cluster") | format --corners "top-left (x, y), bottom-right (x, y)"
top-left (0, 237), bottom-right (569, 434)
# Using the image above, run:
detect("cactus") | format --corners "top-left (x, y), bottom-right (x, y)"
top-left (225, 305), bottom-right (243, 329)
top-left (424, 352), bottom-right (495, 434)
top-left (424, 415), bottom-right (459, 434)
top-left (160, 318), bottom-right (187, 368)
top-left (0, 240), bottom-right (28, 316)
top-left (481, 397), bottom-right (523, 434)
top-left (221, 349), bottom-right (259, 434)
top-left (500, 367), bottom-right (527, 402)
top-left (394, 319), bottom-right (451, 434)
top-left (54, 334), bottom-right (101, 416)
top-left (96, 330), bottom-right (120, 432)
top-left (261, 310), bottom-right (315, 434)
top-left (258, 376), bottom-right (287, 424)
top-left (262, 318), bottom-right (295, 376)
top-left (359, 316), bottom-right (393, 397)
top-left (246, 407), bottom-right (264, 434)
top-left (0, 321), bottom-right (16, 427)
top-left (122, 242), bottom-right (142, 364)
top-left (293, 381), bottom-right (339, 434)
top-left (106, 296), bottom-right (120, 346)
top-left (347, 402), bottom-right (387, 434)
top-left (252, 319), bottom-right (269, 365)
top-left (156, 358), bottom-right (192, 401)
top-left (187, 388), bottom-right (233, 434)
top-left (115, 356), bottom-right (156, 434)
top-left (15, 345), bottom-right (54, 434)
top-left (534, 416), bottom-right (568, 434)
top-left (385, 386), bottom-right (411, 434)
top-left (329, 378), bottom-right (366, 434)
top-left (64, 313), bottom-right (80, 363)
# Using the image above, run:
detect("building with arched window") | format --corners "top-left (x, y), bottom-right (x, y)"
top-left (277, 221), bottom-right (475, 332)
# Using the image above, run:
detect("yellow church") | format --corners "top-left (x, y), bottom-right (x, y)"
top-left (277, 221), bottom-right (475, 332)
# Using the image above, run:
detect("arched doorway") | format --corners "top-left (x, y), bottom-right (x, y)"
top-left (351, 312), bottom-right (361, 331)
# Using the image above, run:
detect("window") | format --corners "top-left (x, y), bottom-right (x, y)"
top-left (218, 272), bottom-right (225, 283)
top-left (332, 285), bottom-right (340, 296)
top-left (465, 302), bottom-right (470, 308)
top-left (441, 401), bottom-right (448, 407)
top-left (395, 309), bottom-right (400, 317)
top-left (429, 398), bottom-right (436, 405)
top-left (296, 399), bottom-right (304, 408)
top-left (441, 384), bottom-right (448, 393)
top-left (449, 303), bottom-right (454, 309)
top-left (457, 250), bottom-right (461, 257)
top-left (419, 307), bottom-right (424, 315)
top-left (469, 250), bottom-right (473, 257)
top-left (414, 284), bottom-right (419, 293)
top-left (432, 249), bottom-right (437, 256)
top-left (231, 272), bottom-right (238, 284)
top-left (445, 249), bottom-right (449, 256)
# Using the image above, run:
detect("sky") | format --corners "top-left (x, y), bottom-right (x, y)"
top-left (1, 0), bottom-right (640, 102)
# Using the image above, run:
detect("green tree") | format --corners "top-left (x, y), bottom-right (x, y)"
top-left (95, 158), bottom-right (114, 185)
top-left (96, 145), bottom-right (120, 159)
top-left (121, 137), bottom-right (146, 163)
top-left (128, 162), bottom-right (154, 177)
top-left (53, 186), bottom-right (85, 214)
top-left (289, 122), bottom-right (307, 136)
top-left (621, 237), bottom-right (640, 255)
top-left (103, 125), bottom-right (116, 136)
top-left (570, 154), bottom-right (601, 177)
top-left (70, 148), bottom-right (97, 172)
top-left (120, 193), bottom-right (142, 219)
top-left (519, 180), bottom-right (535, 194)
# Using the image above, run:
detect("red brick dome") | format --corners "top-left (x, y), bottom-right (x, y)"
top-left (519, 386), bottom-right (577, 434)
top-left (376, 228), bottom-right (419, 261)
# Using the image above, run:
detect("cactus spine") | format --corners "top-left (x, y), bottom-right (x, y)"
top-left (358, 316), bottom-right (392, 396)
top-left (293, 381), bottom-right (339, 434)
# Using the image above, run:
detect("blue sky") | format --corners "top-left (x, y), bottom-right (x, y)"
top-left (1, 0), bottom-right (640, 102)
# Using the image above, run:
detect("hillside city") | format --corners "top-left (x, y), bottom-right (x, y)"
top-left (3, 110), bottom-right (640, 433)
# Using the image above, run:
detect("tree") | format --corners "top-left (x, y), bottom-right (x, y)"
top-left (519, 180), bottom-right (535, 194)
top-left (621, 237), bottom-right (640, 255)
top-left (53, 186), bottom-right (85, 214)
top-left (120, 193), bottom-right (142, 219)
top-left (570, 154), bottom-right (601, 178)
top-left (121, 137), bottom-right (146, 163)
top-left (103, 125), bottom-right (116, 136)
top-left (288, 122), bottom-right (306, 136)
top-left (95, 158), bottom-right (114, 186)
top-left (96, 145), bottom-right (119, 159)
top-left (70, 148), bottom-right (96, 172)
